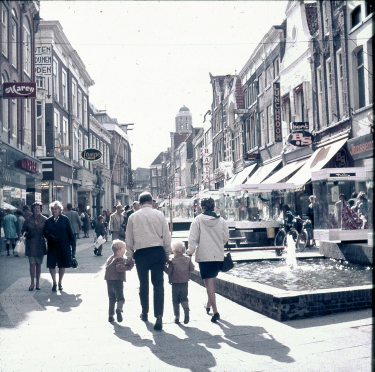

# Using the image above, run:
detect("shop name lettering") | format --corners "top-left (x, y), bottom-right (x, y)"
top-left (5, 85), bottom-right (35, 96)
top-left (81, 149), bottom-right (102, 161)
top-left (349, 141), bottom-right (373, 155)
top-left (273, 83), bottom-right (282, 142)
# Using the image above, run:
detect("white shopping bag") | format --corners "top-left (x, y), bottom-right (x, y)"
top-left (14, 236), bottom-right (26, 257)
top-left (94, 235), bottom-right (106, 248)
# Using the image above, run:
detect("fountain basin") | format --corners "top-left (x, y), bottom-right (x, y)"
top-left (189, 262), bottom-right (373, 321)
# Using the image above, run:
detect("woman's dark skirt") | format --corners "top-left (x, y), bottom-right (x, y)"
top-left (198, 261), bottom-right (223, 279)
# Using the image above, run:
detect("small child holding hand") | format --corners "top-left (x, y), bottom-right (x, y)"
top-left (105, 239), bottom-right (134, 323)
top-left (164, 241), bottom-right (195, 324)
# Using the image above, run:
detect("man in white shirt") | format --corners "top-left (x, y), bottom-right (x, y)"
top-left (126, 192), bottom-right (172, 330)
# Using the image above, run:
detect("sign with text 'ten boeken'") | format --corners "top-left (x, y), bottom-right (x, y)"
top-left (3, 82), bottom-right (37, 98)
top-left (81, 148), bottom-right (102, 162)
top-left (273, 82), bottom-right (282, 142)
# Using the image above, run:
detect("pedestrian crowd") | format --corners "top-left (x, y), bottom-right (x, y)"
top-left (2, 193), bottom-right (229, 330)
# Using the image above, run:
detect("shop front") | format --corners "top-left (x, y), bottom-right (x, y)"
top-left (40, 158), bottom-right (73, 215)
top-left (0, 143), bottom-right (42, 210)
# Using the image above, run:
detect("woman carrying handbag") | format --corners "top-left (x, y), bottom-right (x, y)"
top-left (21, 202), bottom-right (47, 291)
top-left (187, 197), bottom-right (229, 323)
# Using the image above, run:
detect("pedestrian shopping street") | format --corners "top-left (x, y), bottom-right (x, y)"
top-left (0, 234), bottom-right (372, 372)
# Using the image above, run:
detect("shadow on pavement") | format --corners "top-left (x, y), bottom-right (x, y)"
top-left (34, 290), bottom-right (82, 313)
top-left (113, 322), bottom-right (217, 372)
top-left (182, 319), bottom-right (294, 364)
top-left (112, 318), bottom-right (294, 371)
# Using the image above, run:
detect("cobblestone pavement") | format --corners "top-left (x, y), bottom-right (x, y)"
top-left (0, 233), bottom-right (372, 372)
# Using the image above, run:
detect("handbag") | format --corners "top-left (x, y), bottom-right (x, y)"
top-left (14, 235), bottom-right (26, 257)
top-left (71, 257), bottom-right (78, 269)
top-left (221, 252), bottom-right (234, 272)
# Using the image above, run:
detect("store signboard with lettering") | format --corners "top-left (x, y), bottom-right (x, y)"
top-left (287, 131), bottom-right (313, 147)
top-left (347, 133), bottom-right (374, 161)
top-left (81, 149), bottom-right (102, 162)
top-left (3, 82), bottom-right (37, 98)
top-left (273, 82), bottom-right (282, 142)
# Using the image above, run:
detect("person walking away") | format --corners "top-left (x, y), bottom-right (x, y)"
top-left (64, 203), bottom-right (81, 240)
top-left (109, 205), bottom-right (125, 241)
top-left (105, 239), bottom-right (133, 323)
top-left (80, 210), bottom-right (90, 238)
top-left (43, 201), bottom-right (76, 292)
top-left (3, 209), bottom-right (18, 256)
top-left (15, 210), bottom-right (25, 240)
top-left (94, 215), bottom-right (106, 256)
top-left (23, 205), bottom-right (33, 220)
top-left (187, 197), bottom-right (229, 323)
top-left (125, 192), bottom-right (172, 330)
top-left (22, 202), bottom-right (47, 291)
top-left (164, 241), bottom-right (195, 324)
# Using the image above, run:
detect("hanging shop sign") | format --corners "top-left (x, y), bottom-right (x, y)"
top-left (273, 82), bottom-right (282, 142)
top-left (334, 148), bottom-right (348, 168)
top-left (2, 82), bottom-right (37, 98)
top-left (18, 158), bottom-right (38, 173)
top-left (291, 122), bottom-right (309, 131)
top-left (347, 133), bottom-right (374, 161)
top-left (81, 149), bottom-right (102, 162)
top-left (287, 130), bottom-right (313, 147)
top-left (244, 153), bottom-right (259, 160)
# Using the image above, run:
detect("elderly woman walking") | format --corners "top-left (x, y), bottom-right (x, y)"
top-left (187, 197), bottom-right (229, 323)
top-left (22, 202), bottom-right (47, 291)
top-left (43, 201), bottom-right (76, 292)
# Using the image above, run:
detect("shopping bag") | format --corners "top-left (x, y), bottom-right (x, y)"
top-left (14, 236), bottom-right (26, 257)
top-left (94, 235), bottom-right (106, 248)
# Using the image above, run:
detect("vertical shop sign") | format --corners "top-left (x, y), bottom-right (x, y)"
top-left (202, 148), bottom-right (210, 183)
top-left (35, 45), bottom-right (52, 102)
top-left (273, 82), bottom-right (282, 142)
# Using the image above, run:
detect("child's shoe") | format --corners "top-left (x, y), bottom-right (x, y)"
top-left (174, 317), bottom-right (180, 324)
top-left (116, 309), bottom-right (123, 322)
top-left (108, 316), bottom-right (115, 322)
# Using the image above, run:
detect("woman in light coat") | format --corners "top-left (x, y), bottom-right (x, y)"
top-left (187, 197), bottom-right (229, 323)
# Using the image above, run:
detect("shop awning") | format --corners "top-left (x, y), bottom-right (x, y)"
top-left (262, 158), bottom-right (307, 184)
top-left (288, 137), bottom-right (348, 187)
top-left (230, 163), bottom-right (257, 186)
top-left (246, 159), bottom-right (282, 184)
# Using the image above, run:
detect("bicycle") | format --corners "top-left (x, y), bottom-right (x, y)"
top-left (296, 217), bottom-right (314, 252)
top-left (274, 217), bottom-right (299, 250)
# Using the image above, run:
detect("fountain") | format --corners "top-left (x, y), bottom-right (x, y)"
top-left (189, 235), bottom-right (373, 321)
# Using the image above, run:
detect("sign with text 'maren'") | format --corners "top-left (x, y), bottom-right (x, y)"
top-left (81, 149), bottom-right (102, 162)
top-left (273, 82), bottom-right (282, 142)
top-left (3, 82), bottom-right (37, 98)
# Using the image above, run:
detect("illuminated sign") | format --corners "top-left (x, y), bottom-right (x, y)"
top-left (80, 149), bottom-right (102, 162)
top-left (18, 158), bottom-right (38, 173)
top-left (273, 82), bottom-right (282, 142)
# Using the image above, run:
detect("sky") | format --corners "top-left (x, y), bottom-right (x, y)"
top-left (40, 1), bottom-right (288, 169)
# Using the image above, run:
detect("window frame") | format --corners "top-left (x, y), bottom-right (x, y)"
top-left (351, 6), bottom-right (362, 29)
top-left (72, 80), bottom-right (77, 116)
top-left (83, 96), bottom-right (87, 128)
top-left (23, 98), bottom-right (31, 144)
top-left (52, 58), bottom-right (58, 101)
top-left (260, 111), bottom-right (266, 147)
top-left (77, 89), bottom-right (82, 120)
top-left (62, 117), bottom-right (69, 157)
top-left (2, 5), bottom-right (8, 58)
top-left (326, 58), bottom-right (333, 123)
top-left (11, 9), bottom-right (17, 68)
top-left (2, 72), bottom-right (9, 132)
top-left (356, 48), bottom-right (365, 109)
top-left (12, 96), bottom-right (17, 139)
top-left (267, 104), bottom-right (274, 143)
top-left (336, 50), bottom-right (344, 118)
top-left (316, 66), bottom-right (323, 126)
top-left (62, 69), bottom-right (67, 109)
top-left (273, 58), bottom-right (280, 79)
top-left (23, 17), bottom-right (31, 76)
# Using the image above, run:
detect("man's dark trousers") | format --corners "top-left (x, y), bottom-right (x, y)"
top-left (134, 246), bottom-right (165, 317)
